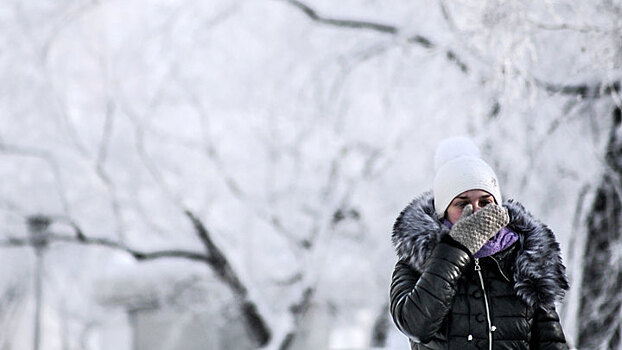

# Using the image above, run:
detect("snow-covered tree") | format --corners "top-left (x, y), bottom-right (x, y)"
top-left (0, 0), bottom-right (620, 349)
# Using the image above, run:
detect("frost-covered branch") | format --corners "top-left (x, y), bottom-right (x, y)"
top-left (184, 211), bottom-right (271, 346)
top-left (1, 214), bottom-right (225, 342)
top-left (438, 0), bottom-right (490, 73)
top-left (0, 142), bottom-right (70, 214)
top-left (118, 95), bottom-right (273, 345)
top-left (276, 0), bottom-right (397, 33)
top-left (535, 79), bottom-right (621, 99)
top-left (1, 211), bottom-right (273, 346)
top-left (278, 287), bottom-right (315, 350)
top-left (0, 230), bottom-right (208, 263)
top-left (183, 88), bottom-right (310, 252)
top-left (126, 119), bottom-right (272, 345)
top-left (525, 19), bottom-right (605, 34)
top-left (40, 0), bottom-right (102, 63)
top-left (281, 0), bottom-right (622, 99)
top-left (276, 0), bottom-right (469, 73)
top-left (0, 280), bottom-right (27, 350)
top-left (93, 96), bottom-right (127, 241)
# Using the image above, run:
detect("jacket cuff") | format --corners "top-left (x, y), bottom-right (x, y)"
top-left (441, 234), bottom-right (474, 259)
top-left (441, 235), bottom-right (471, 255)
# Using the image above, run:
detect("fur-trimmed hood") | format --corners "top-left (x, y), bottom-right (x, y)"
top-left (392, 191), bottom-right (569, 309)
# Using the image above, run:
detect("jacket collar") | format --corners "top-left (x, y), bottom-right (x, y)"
top-left (392, 191), bottom-right (569, 309)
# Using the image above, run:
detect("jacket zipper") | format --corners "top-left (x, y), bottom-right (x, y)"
top-left (474, 258), bottom-right (494, 350)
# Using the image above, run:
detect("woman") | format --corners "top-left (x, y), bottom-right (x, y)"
top-left (390, 137), bottom-right (569, 350)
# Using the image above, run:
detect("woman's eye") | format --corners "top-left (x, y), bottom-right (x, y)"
top-left (480, 200), bottom-right (492, 207)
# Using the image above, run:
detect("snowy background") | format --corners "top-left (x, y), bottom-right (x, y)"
top-left (0, 0), bottom-right (621, 349)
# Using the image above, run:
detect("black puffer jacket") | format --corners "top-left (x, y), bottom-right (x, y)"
top-left (390, 192), bottom-right (569, 350)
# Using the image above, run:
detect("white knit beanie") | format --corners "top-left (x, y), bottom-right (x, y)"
top-left (433, 137), bottom-right (502, 217)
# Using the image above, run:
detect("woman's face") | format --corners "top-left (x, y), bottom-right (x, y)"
top-left (446, 189), bottom-right (495, 224)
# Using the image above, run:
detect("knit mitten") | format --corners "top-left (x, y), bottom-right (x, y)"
top-left (449, 203), bottom-right (510, 254)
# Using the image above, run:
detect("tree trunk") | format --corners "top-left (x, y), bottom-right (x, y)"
top-left (370, 303), bottom-right (390, 347)
top-left (578, 107), bottom-right (622, 349)
top-left (185, 210), bottom-right (271, 347)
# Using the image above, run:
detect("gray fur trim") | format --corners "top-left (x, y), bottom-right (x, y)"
top-left (391, 191), bottom-right (569, 309)
top-left (505, 200), bottom-right (569, 309)
top-left (392, 191), bottom-right (449, 271)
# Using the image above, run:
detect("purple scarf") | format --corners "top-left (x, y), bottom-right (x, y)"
top-left (443, 219), bottom-right (519, 258)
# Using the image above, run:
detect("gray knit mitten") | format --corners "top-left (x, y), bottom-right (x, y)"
top-left (448, 203), bottom-right (510, 254)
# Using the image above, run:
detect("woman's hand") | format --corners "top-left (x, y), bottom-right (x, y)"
top-left (448, 203), bottom-right (509, 254)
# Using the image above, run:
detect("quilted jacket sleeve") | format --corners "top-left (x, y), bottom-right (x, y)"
top-left (389, 241), bottom-right (471, 343)
top-left (530, 307), bottom-right (569, 350)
